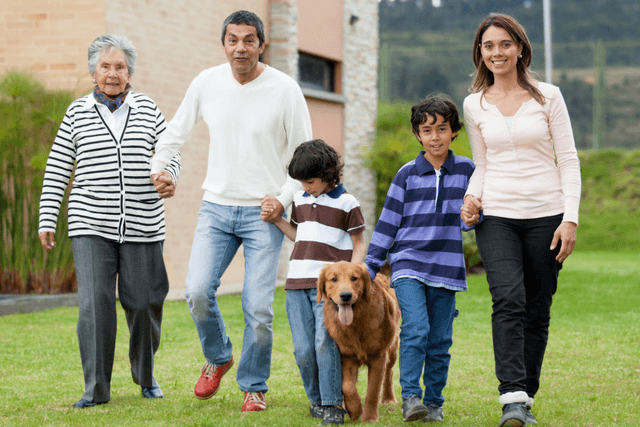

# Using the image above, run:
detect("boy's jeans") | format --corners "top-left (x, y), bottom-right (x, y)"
top-left (393, 277), bottom-right (457, 406)
top-left (185, 201), bottom-right (284, 393)
top-left (286, 288), bottom-right (343, 406)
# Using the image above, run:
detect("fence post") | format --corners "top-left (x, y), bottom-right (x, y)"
top-left (379, 42), bottom-right (390, 102)
top-left (592, 39), bottom-right (606, 149)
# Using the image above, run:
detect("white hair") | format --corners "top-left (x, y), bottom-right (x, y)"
top-left (88, 34), bottom-right (137, 76)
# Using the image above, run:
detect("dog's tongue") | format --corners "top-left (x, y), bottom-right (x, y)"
top-left (338, 304), bottom-right (353, 325)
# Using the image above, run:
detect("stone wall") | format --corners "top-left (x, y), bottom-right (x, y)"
top-left (341, 0), bottom-right (378, 246)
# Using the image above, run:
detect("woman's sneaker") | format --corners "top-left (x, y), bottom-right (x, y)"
top-left (500, 402), bottom-right (526, 427)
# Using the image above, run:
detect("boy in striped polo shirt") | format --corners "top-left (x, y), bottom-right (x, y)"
top-left (261, 139), bottom-right (365, 425)
top-left (365, 95), bottom-right (481, 423)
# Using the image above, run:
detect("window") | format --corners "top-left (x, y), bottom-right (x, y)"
top-left (299, 52), bottom-right (336, 93)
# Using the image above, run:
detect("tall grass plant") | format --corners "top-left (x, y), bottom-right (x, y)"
top-left (0, 72), bottom-right (76, 294)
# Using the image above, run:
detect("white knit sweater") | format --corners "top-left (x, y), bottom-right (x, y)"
top-left (151, 63), bottom-right (313, 208)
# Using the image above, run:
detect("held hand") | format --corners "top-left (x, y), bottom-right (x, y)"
top-left (39, 231), bottom-right (56, 250)
top-left (260, 195), bottom-right (284, 223)
top-left (151, 171), bottom-right (176, 199)
top-left (550, 221), bottom-right (577, 263)
top-left (460, 195), bottom-right (482, 226)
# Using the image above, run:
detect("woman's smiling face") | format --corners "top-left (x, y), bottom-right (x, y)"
top-left (93, 48), bottom-right (130, 97)
top-left (480, 25), bottom-right (522, 78)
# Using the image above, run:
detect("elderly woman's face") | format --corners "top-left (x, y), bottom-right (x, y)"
top-left (93, 48), bottom-right (130, 97)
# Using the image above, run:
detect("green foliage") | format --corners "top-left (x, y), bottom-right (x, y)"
top-left (1, 252), bottom-right (639, 426)
top-left (577, 149), bottom-right (640, 251)
top-left (0, 72), bottom-right (76, 293)
top-left (367, 101), bottom-right (479, 269)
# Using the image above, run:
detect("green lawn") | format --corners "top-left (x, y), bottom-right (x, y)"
top-left (1, 251), bottom-right (638, 426)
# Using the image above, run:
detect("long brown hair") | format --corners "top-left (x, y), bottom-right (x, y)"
top-left (470, 13), bottom-right (545, 105)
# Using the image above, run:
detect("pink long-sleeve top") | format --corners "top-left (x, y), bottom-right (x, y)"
top-left (463, 82), bottom-right (581, 225)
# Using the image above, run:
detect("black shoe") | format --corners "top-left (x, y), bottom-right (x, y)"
top-left (73, 399), bottom-right (107, 409)
top-left (525, 408), bottom-right (538, 425)
top-left (500, 403), bottom-right (526, 427)
top-left (322, 405), bottom-right (346, 425)
top-left (141, 377), bottom-right (164, 399)
top-left (423, 404), bottom-right (444, 422)
top-left (310, 404), bottom-right (325, 419)
top-left (402, 395), bottom-right (429, 422)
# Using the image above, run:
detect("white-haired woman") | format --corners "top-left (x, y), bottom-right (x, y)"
top-left (38, 34), bottom-right (181, 409)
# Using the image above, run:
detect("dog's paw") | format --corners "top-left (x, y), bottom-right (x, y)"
top-left (381, 397), bottom-right (397, 405)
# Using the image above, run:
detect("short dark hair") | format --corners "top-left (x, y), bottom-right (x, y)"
top-left (221, 10), bottom-right (265, 46)
top-left (288, 139), bottom-right (343, 188)
top-left (410, 94), bottom-right (463, 142)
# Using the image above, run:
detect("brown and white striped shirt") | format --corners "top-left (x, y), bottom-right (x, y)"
top-left (285, 184), bottom-right (365, 290)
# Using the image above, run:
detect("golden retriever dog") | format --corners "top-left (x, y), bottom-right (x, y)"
top-left (317, 261), bottom-right (400, 422)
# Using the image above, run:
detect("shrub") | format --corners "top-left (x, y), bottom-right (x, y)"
top-left (0, 72), bottom-right (77, 294)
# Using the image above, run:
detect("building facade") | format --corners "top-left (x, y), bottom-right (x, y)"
top-left (0, 0), bottom-right (378, 296)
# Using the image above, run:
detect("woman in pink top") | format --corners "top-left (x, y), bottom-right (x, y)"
top-left (461, 14), bottom-right (581, 427)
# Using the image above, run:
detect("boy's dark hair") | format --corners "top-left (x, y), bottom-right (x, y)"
top-left (221, 10), bottom-right (265, 46)
top-left (288, 139), bottom-right (343, 189)
top-left (410, 94), bottom-right (463, 143)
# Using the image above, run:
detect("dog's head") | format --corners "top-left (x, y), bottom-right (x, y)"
top-left (317, 261), bottom-right (372, 326)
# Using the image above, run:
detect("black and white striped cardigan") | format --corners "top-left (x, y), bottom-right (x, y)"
top-left (38, 92), bottom-right (181, 243)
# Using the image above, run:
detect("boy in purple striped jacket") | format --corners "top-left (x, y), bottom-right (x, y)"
top-left (365, 95), bottom-right (482, 423)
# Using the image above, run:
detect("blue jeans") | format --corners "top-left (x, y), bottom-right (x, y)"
top-left (393, 277), bottom-right (457, 406)
top-left (185, 201), bottom-right (284, 393)
top-left (475, 214), bottom-right (563, 398)
top-left (286, 289), bottom-right (342, 406)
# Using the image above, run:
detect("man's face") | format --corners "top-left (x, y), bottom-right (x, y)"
top-left (222, 23), bottom-right (265, 84)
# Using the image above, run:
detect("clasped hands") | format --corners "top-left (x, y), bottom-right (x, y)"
top-left (460, 194), bottom-right (482, 227)
top-left (260, 195), bottom-right (284, 223)
top-left (150, 170), bottom-right (176, 199)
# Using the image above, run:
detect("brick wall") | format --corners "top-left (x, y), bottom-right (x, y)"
top-left (0, 0), bottom-right (104, 92)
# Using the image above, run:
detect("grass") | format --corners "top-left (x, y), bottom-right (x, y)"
top-left (1, 251), bottom-right (639, 426)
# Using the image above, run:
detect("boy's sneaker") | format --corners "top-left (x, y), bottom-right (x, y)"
top-left (194, 356), bottom-right (234, 399)
top-left (322, 405), bottom-right (346, 425)
top-left (310, 404), bottom-right (325, 419)
top-left (242, 391), bottom-right (266, 412)
top-left (402, 395), bottom-right (429, 422)
top-left (525, 407), bottom-right (538, 425)
top-left (499, 403), bottom-right (526, 427)
top-left (423, 404), bottom-right (444, 422)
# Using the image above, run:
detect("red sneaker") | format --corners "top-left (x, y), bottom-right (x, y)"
top-left (194, 356), bottom-right (234, 399)
top-left (241, 391), bottom-right (266, 412)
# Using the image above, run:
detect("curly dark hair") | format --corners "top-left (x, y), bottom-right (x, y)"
top-left (288, 139), bottom-right (343, 188)
top-left (410, 94), bottom-right (463, 145)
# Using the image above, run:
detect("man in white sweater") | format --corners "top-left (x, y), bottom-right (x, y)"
top-left (150, 10), bottom-right (312, 412)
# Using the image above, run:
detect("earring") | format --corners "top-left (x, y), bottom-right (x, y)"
top-left (519, 54), bottom-right (523, 58)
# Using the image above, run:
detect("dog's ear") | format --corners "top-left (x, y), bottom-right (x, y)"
top-left (358, 263), bottom-right (372, 302)
top-left (317, 264), bottom-right (329, 303)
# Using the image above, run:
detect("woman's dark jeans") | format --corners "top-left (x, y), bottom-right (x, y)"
top-left (475, 214), bottom-right (563, 398)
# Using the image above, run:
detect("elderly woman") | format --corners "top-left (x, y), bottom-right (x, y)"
top-left (38, 34), bottom-right (180, 409)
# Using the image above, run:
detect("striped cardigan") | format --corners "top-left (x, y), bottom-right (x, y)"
top-left (38, 92), bottom-right (180, 243)
top-left (285, 184), bottom-right (365, 290)
top-left (366, 150), bottom-right (477, 292)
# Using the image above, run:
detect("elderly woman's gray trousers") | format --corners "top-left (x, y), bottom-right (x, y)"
top-left (71, 236), bottom-right (169, 403)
